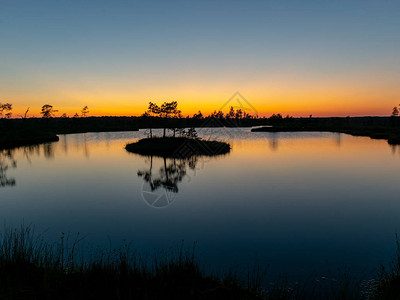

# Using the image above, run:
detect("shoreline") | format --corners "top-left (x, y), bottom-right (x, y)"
top-left (2, 116), bottom-right (400, 149)
top-left (251, 120), bottom-right (400, 145)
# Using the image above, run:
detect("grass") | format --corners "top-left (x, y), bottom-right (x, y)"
top-left (368, 237), bottom-right (400, 299)
top-left (0, 226), bottom-right (261, 299)
top-left (2, 226), bottom-right (400, 299)
top-left (125, 137), bottom-right (231, 158)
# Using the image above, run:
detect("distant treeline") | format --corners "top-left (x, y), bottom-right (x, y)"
top-left (0, 117), bottom-right (139, 148)
top-left (252, 116), bottom-right (400, 144)
top-left (1, 115), bottom-right (400, 148)
top-left (0, 114), bottom-right (268, 134)
top-left (2, 114), bottom-right (400, 131)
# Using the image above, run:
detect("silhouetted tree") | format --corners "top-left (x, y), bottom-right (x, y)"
top-left (160, 101), bottom-right (181, 138)
top-left (0, 103), bottom-right (12, 118)
top-left (41, 104), bottom-right (58, 118)
top-left (270, 113), bottom-right (283, 120)
top-left (81, 106), bottom-right (89, 117)
top-left (235, 109), bottom-right (243, 119)
top-left (392, 106), bottom-right (399, 117)
top-left (215, 110), bottom-right (224, 119)
top-left (60, 113), bottom-right (68, 118)
top-left (209, 110), bottom-right (224, 119)
top-left (146, 102), bottom-right (161, 138)
top-left (243, 112), bottom-right (253, 119)
top-left (73, 113), bottom-right (79, 118)
top-left (193, 111), bottom-right (203, 119)
top-left (226, 106), bottom-right (235, 119)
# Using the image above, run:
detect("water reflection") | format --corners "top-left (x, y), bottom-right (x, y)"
top-left (390, 144), bottom-right (399, 155)
top-left (0, 143), bottom-right (56, 188)
top-left (43, 143), bottom-right (55, 159)
top-left (59, 134), bottom-right (91, 158)
top-left (0, 149), bottom-right (16, 187)
top-left (1, 130), bottom-right (400, 281)
top-left (335, 132), bottom-right (342, 147)
top-left (137, 155), bottom-right (199, 208)
top-left (269, 132), bottom-right (279, 151)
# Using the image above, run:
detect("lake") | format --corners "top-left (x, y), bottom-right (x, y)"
top-left (1, 128), bottom-right (400, 281)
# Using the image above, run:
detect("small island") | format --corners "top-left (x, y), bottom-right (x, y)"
top-left (126, 136), bottom-right (230, 158)
top-left (126, 101), bottom-right (230, 158)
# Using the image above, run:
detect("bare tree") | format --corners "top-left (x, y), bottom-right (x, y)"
top-left (24, 107), bottom-right (30, 118)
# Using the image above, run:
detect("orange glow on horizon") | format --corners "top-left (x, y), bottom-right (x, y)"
top-left (5, 78), bottom-right (399, 118)
top-left (9, 96), bottom-right (394, 119)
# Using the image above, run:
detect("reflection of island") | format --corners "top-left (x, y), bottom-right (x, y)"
top-left (128, 136), bottom-right (230, 207)
top-left (136, 153), bottom-right (214, 208)
top-left (138, 155), bottom-right (198, 194)
top-left (137, 155), bottom-right (198, 208)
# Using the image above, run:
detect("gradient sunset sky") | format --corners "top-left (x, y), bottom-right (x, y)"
top-left (0, 0), bottom-right (399, 117)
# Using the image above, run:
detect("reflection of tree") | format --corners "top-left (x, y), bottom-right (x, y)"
top-left (22, 144), bottom-right (42, 164)
top-left (269, 132), bottom-right (279, 151)
top-left (0, 149), bottom-right (16, 187)
top-left (83, 133), bottom-right (90, 158)
top-left (43, 143), bottom-right (55, 159)
top-left (335, 133), bottom-right (342, 147)
top-left (138, 156), bottom-right (198, 194)
top-left (1, 143), bottom-right (58, 188)
top-left (391, 144), bottom-right (398, 155)
top-left (61, 135), bottom-right (68, 154)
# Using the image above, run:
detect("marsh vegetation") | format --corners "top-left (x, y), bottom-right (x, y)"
top-left (1, 226), bottom-right (400, 299)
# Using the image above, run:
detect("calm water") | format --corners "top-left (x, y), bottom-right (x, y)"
top-left (1, 128), bottom-right (400, 280)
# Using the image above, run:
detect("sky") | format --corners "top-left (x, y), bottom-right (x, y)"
top-left (0, 0), bottom-right (399, 117)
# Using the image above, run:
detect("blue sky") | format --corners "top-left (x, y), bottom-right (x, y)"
top-left (1, 0), bottom-right (399, 116)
